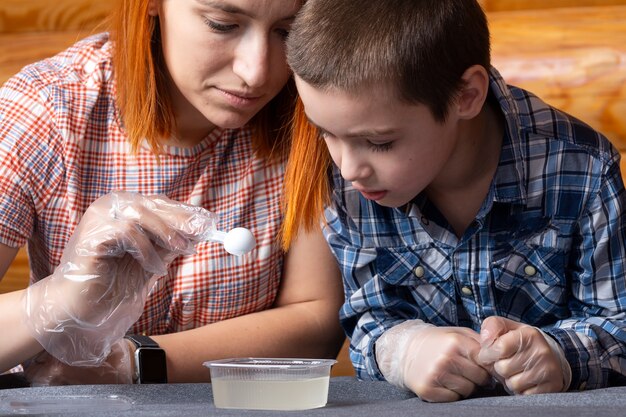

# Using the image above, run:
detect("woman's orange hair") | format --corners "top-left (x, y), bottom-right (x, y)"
top-left (109, 0), bottom-right (295, 157)
top-left (281, 98), bottom-right (332, 250)
top-left (110, 1), bottom-right (169, 154)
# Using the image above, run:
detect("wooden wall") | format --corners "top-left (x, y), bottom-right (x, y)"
top-left (490, 6), bottom-right (626, 155)
top-left (480, 0), bottom-right (626, 11)
top-left (1, 0), bottom-right (623, 33)
top-left (0, 0), bottom-right (112, 33)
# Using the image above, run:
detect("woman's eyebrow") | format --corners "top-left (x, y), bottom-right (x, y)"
top-left (195, 0), bottom-right (248, 15)
top-left (195, 0), bottom-right (296, 22)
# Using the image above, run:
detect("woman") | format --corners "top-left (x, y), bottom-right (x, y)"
top-left (0, 0), bottom-right (344, 384)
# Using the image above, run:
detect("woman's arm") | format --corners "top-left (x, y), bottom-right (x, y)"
top-left (0, 244), bottom-right (44, 372)
top-left (13, 224), bottom-right (345, 384)
top-left (154, 225), bottom-right (346, 382)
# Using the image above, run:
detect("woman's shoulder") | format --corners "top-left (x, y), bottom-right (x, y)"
top-left (0, 32), bottom-right (117, 142)
top-left (2, 32), bottom-right (114, 101)
top-left (47, 32), bottom-right (113, 73)
top-left (0, 32), bottom-right (119, 167)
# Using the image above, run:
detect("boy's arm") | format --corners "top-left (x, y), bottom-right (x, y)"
top-left (325, 209), bottom-right (493, 402)
top-left (543, 158), bottom-right (626, 390)
top-left (323, 204), bottom-right (423, 381)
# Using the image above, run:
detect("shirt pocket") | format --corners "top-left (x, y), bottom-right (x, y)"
top-left (375, 245), bottom-right (457, 324)
top-left (491, 240), bottom-right (569, 324)
top-left (375, 245), bottom-right (451, 286)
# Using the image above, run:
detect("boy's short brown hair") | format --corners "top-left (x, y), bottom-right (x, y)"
top-left (282, 0), bottom-right (492, 249)
top-left (287, 0), bottom-right (490, 122)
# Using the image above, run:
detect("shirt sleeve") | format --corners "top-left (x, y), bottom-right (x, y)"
top-left (323, 182), bottom-right (431, 382)
top-left (0, 68), bottom-right (65, 247)
top-left (543, 154), bottom-right (626, 390)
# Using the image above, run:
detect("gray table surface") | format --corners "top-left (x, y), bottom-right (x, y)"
top-left (1, 375), bottom-right (625, 417)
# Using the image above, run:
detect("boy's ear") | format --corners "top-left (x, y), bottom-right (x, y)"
top-left (148, 0), bottom-right (159, 17)
top-left (456, 65), bottom-right (490, 120)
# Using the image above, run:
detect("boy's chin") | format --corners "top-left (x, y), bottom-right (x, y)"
top-left (374, 197), bottom-right (409, 209)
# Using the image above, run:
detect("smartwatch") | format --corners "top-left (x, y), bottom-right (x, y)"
top-left (125, 334), bottom-right (168, 384)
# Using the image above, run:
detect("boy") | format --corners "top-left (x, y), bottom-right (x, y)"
top-left (282, 0), bottom-right (626, 403)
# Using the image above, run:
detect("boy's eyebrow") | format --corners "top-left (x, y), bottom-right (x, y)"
top-left (306, 118), bottom-right (327, 133)
top-left (306, 117), bottom-right (396, 138)
top-left (195, 0), bottom-right (296, 22)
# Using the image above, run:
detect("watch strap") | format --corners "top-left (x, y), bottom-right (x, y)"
top-left (125, 334), bottom-right (160, 348)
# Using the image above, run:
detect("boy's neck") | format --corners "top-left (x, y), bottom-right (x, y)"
top-left (425, 101), bottom-right (504, 238)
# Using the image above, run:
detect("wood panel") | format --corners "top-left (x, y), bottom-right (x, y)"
top-left (331, 339), bottom-right (356, 377)
top-left (489, 5), bottom-right (626, 152)
top-left (480, 0), bottom-right (626, 12)
top-left (0, 248), bottom-right (29, 293)
top-left (0, 30), bottom-right (90, 84)
top-left (0, 0), bottom-right (112, 33)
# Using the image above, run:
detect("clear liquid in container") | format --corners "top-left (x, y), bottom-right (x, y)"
top-left (211, 376), bottom-right (330, 410)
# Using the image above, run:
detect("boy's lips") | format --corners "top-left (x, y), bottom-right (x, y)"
top-left (356, 188), bottom-right (388, 201)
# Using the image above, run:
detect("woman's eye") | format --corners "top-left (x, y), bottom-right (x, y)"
top-left (275, 27), bottom-right (290, 39)
top-left (204, 18), bottom-right (237, 32)
top-left (368, 141), bottom-right (393, 152)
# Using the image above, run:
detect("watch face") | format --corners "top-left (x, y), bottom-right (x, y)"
top-left (136, 348), bottom-right (168, 384)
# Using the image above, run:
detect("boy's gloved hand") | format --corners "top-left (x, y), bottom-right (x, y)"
top-left (478, 316), bottom-right (571, 395)
top-left (23, 191), bottom-right (217, 367)
top-left (24, 338), bottom-right (134, 386)
top-left (376, 320), bottom-right (492, 402)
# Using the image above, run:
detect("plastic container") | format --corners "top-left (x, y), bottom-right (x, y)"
top-left (203, 358), bottom-right (336, 411)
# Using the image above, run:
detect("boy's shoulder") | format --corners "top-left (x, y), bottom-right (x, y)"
top-left (490, 67), bottom-right (617, 164)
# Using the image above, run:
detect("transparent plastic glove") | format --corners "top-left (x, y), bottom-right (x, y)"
top-left (375, 320), bottom-right (493, 402)
top-left (23, 191), bottom-right (239, 367)
top-left (478, 316), bottom-right (571, 395)
top-left (24, 338), bottom-right (133, 386)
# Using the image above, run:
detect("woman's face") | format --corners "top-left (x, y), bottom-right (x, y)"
top-left (153, 0), bottom-right (300, 140)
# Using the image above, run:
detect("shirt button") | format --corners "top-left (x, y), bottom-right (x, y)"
top-left (461, 286), bottom-right (473, 296)
top-left (524, 265), bottom-right (537, 276)
top-left (413, 266), bottom-right (425, 278)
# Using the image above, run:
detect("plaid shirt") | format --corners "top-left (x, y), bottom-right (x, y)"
top-left (0, 33), bottom-right (285, 335)
top-left (324, 68), bottom-right (626, 391)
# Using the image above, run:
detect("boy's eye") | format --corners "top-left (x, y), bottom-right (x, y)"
top-left (204, 18), bottom-right (238, 32)
top-left (368, 141), bottom-right (393, 152)
top-left (316, 127), bottom-right (332, 140)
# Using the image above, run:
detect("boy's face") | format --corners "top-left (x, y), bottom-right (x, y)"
top-left (295, 77), bottom-right (460, 208)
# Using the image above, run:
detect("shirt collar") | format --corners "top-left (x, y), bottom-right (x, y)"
top-left (487, 67), bottom-right (528, 206)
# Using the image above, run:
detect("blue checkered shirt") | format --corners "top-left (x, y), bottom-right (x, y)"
top-left (323, 68), bottom-right (626, 391)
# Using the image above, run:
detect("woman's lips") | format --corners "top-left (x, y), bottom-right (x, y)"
top-left (216, 88), bottom-right (262, 108)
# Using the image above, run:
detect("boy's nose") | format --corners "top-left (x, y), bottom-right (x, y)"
top-left (339, 153), bottom-right (371, 182)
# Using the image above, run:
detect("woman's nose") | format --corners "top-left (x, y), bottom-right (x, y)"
top-left (233, 34), bottom-right (270, 88)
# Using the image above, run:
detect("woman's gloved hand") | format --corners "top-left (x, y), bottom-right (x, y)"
top-left (24, 338), bottom-right (134, 386)
top-left (478, 316), bottom-right (571, 395)
top-left (23, 191), bottom-right (218, 366)
top-left (375, 320), bottom-right (492, 402)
